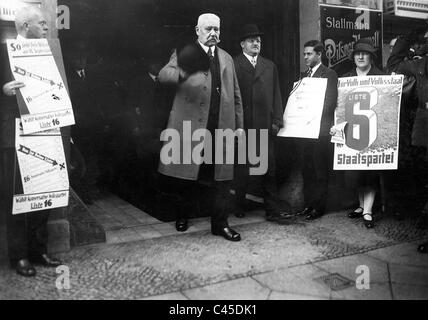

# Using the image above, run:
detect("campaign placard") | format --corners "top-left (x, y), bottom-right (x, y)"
top-left (12, 119), bottom-right (69, 214)
top-left (278, 77), bottom-right (328, 139)
top-left (333, 75), bottom-right (404, 170)
top-left (6, 38), bottom-right (74, 134)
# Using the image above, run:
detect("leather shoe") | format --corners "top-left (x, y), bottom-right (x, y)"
top-left (363, 214), bottom-right (374, 229)
top-left (417, 242), bottom-right (428, 254)
top-left (30, 254), bottom-right (62, 267)
top-left (393, 211), bottom-right (405, 221)
top-left (235, 211), bottom-right (246, 218)
top-left (305, 209), bottom-right (324, 221)
top-left (15, 259), bottom-right (36, 277)
top-left (348, 207), bottom-right (363, 219)
top-left (266, 211), bottom-right (293, 222)
top-left (211, 226), bottom-right (241, 242)
top-left (175, 218), bottom-right (188, 232)
top-left (296, 207), bottom-right (313, 217)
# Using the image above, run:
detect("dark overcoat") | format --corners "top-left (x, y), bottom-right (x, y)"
top-left (233, 53), bottom-right (283, 131)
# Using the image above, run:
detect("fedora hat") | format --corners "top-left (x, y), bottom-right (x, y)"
top-left (351, 38), bottom-right (377, 59)
top-left (240, 24), bottom-right (264, 41)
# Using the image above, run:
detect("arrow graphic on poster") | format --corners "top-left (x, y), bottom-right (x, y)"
top-left (18, 144), bottom-right (58, 166)
top-left (13, 66), bottom-right (63, 89)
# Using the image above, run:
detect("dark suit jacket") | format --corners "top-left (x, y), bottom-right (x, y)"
top-left (234, 53), bottom-right (283, 132)
top-left (301, 64), bottom-right (338, 137)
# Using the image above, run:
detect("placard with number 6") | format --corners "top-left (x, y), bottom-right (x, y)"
top-left (333, 75), bottom-right (404, 170)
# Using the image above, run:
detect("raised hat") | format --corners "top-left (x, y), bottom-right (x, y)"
top-left (177, 42), bottom-right (210, 75)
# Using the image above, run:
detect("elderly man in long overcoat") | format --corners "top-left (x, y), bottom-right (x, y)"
top-left (158, 13), bottom-right (244, 241)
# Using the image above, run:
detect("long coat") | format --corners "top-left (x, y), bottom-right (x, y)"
top-left (388, 37), bottom-right (428, 148)
top-left (158, 46), bottom-right (244, 181)
top-left (233, 53), bottom-right (283, 131)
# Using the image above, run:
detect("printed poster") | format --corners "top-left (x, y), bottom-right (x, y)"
top-left (12, 119), bottom-right (69, 214)
top-left (278, 77), bottom-right (328, 139)
top-left (333, 75), bottom-right (403, 170)
top-left (6, 38), bottom-right (74, 134)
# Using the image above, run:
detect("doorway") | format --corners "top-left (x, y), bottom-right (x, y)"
top-left (59, 0), bottom-right (300, 221)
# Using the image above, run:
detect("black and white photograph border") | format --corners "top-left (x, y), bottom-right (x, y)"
top-left (0, 0), bottom-right (427, 302)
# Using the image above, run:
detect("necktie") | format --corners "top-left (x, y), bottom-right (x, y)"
top-left (208, 47), bottom-right (214, 60)
top-left (306, 68), bottom-right (312, 78)
top-left (251, 57), bottom-right (257, 68)
top-left (78, 69), bottom-right (85, 79)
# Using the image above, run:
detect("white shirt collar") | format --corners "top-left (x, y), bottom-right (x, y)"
top-left (198, 41), bottom-right (216, 55)
top-left (148, 72), bottom-right (157, 81)
top-left (16, 34), bottom-right (26, 40)
top-left (309, 62), bottom-right (322, 76)
top-left (243, 52), bottom-right (258, 64)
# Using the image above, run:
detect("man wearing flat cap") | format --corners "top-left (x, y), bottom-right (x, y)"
top-left (158, 13), bottom-right (244, 242)
top-left (233, 24), bottom-right (288, 221)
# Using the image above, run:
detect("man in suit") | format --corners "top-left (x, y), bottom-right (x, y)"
top-left (295, 40), bottom-right (338, 221)
top-left (1, 6), bottom-right (61, 277)
top-left (158, 13), bottom-right (244, 241)
top-left (233, 24), bottom-right (288, 221)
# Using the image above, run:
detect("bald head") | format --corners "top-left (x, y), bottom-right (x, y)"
top-left (196, 13), bottom-right (220, 47)
top-left (15, 6), bottom-right (48, 39)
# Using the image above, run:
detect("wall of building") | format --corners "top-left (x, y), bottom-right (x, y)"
top-left (299, 0), bottom-right (321, 71)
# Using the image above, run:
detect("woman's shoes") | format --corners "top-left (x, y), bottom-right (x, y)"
top-left (363, 213), bottom-right (374, 229)
top-left (348, 207), bottom-right (363, 219)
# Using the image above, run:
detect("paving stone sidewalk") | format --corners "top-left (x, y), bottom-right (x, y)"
top-left (0, 211), bottom-right (427, 300)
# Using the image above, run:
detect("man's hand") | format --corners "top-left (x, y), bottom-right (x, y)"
top-left (179, 67), bottom-right (189, 81)
top-left (235, 128), bottom-right (245, 139)
top-left (2, 81), bottom-right (25, 96)
top-left (271, 123), bottom-right (281, 136)
top-left (329, 124), bottom-right (341, 136)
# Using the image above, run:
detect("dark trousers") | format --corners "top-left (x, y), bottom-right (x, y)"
top-left (234, 136), bottom-right (280, 215)
top-left (0, 148), bottom-right (49, 265)
top-left (161, 173), bottom-right (230, 229)
top-left (299, 136), bottom-right (332, 212)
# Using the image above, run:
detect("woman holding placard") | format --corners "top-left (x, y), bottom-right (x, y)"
top-left (336, 38), bottom-right (385, 229)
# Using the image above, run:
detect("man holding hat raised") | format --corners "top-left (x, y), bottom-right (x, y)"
top-left (233, 24), bottom-right (287, 221)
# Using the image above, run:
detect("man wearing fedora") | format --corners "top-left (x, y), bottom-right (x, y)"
top-left (233, 24), bottom-right (287, 221)
top-left (290, 40), bottom-right (338, 222)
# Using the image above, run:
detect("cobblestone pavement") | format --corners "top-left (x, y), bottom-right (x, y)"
top-left (0, 211), bottom-right (427, 300)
